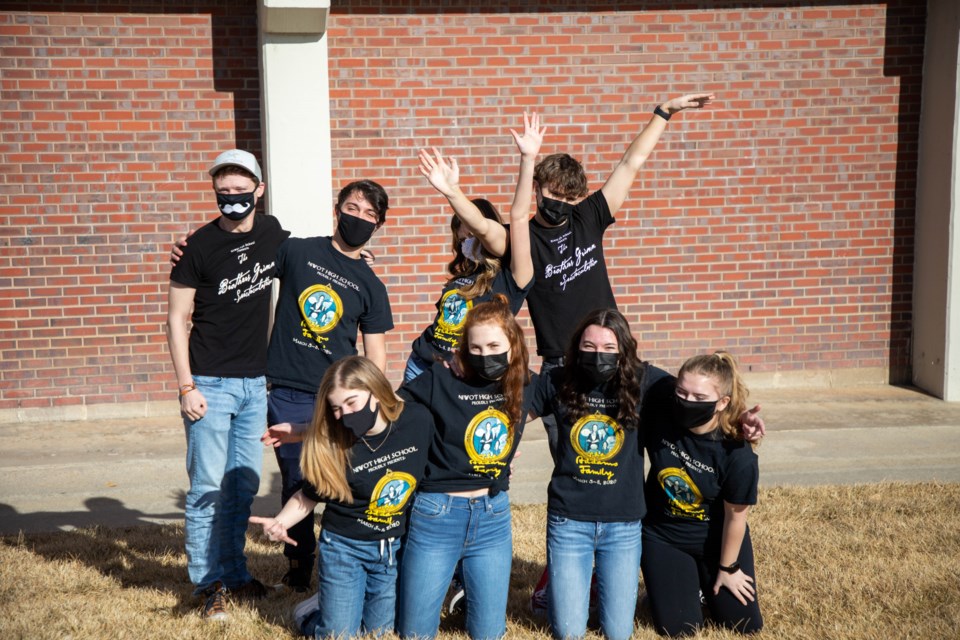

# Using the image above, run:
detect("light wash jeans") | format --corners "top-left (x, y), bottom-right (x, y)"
top-left (397, 491), bottom-right (512, 640)
top-left (183, 375), bottom-right (266, 593)
top-left (546, 513), bottom-right (642, 640)
top-left (299, 529), bottom-right (400, 638)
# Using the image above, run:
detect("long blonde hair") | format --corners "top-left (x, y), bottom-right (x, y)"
top-left (300, 356), bottom-right (404, 502)
top-left (678, 351), bottom-right (749, 443)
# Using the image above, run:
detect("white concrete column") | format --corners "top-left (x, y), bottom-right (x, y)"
top-left (912, 0), bottom-right (960, 399)
top-left (257, 0), bottom-right (333, 238)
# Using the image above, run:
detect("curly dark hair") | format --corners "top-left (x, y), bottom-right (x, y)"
top-left (533, 153), bottom-right (589, 201)
top-left (558, 308), bottom-right (645, 430)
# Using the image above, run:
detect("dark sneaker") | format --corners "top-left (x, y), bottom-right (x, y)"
top-left (282, 557), bottom-right (314, 593)
top-left (201, 582), bottom-right (229, 622)
top-left (293, 592), bottom-right (320, 633)
top-left (232, 577), bottom-right (268, 601)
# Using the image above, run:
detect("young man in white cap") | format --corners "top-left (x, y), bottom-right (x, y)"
top-left (167, 149), bottom-right (289, 621)
top-left (170, 177), bottom-right (395, 594)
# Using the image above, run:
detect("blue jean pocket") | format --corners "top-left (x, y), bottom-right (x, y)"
top-left (412, 493), bottom-right (447, 518)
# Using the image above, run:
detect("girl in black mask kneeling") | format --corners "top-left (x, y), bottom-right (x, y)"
top-left (641, 352), bottom-right (763, 636)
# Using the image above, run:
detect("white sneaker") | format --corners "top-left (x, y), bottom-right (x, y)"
top-left (293, 592), bottom-right (320, 632)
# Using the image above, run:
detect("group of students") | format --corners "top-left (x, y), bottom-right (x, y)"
top-left (167, 93), bottom-right (765, 639)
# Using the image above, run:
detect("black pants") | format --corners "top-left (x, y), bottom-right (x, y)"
top-left (641, 532), bottom-right (763, 637)
top-left (267, 386), bottom-right (318, 561)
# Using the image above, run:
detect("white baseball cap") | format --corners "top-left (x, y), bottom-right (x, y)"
top-left (208, 149), bottom-right (262, 183)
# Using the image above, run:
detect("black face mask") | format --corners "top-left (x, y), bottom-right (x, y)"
top-left (466, 351), bottom-right (510, 381)
top-left (577, 350), bottom-right (619, 387)
top-left (216, 191), bottom-right (256, 221)
top-left (673, 395), bottom-right (718, 431)
top-left (537, 196), bottom-right (573, 226)
top-left (340, 394), bottom-right (379, 439)
top-left (336, 211), bottom-right (377, 248)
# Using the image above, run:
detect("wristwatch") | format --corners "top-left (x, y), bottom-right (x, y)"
top-left (719, 562), bottom-right (741, 574)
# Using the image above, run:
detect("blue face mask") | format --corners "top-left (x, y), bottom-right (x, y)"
top-left (216, 191), bottom-right (256, 221)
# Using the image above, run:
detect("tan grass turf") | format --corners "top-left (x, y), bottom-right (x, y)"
top-left (1, 483), bottom-right (959, 639)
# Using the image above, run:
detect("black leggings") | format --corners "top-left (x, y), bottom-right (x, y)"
top-left (641, 532), bottom-right (763, 637)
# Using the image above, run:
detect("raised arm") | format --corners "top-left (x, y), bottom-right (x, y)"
top-left (418, 147), bottom-right (508, 257)
top-left (507, 111), bottom-right (547, 289)
top-left (600, 93), bottom-right (715, 216)
top-left (166, 282), bottom-right (206, 420)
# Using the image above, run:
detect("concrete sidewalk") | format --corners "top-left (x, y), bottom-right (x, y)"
top-left (1, 385), bottom-right (958, 535)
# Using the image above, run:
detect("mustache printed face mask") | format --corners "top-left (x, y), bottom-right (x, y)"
top-left (217, 192), bottom-right (257, 221)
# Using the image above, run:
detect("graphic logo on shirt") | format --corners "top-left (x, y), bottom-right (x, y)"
top-left (465, 408), bottom-right (513, 476)
top-left (437, 289), bottom-right (473, 333)
top-left (657, 467), bottom-right (708, 521)
top-left (570, 414), bottom-right (623, 461)
top-left (366, 470), bottom-right (417, 524)
top-left (299, 284), bottom-right (342, 335)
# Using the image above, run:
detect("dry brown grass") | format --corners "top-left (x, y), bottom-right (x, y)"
top-left (2, 483), bottom-right (959, 640)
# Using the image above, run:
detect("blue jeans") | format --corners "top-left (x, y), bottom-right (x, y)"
top-left (397, 492), bottom-right (513, 640)
top-left (267, 385), bottom-right (318, 560)
top-left (546, 513), bottom-right (642, 640)
top-left (300, 529), bottom-right (400, 638)
top-left (403, 351), bottom-right (430, 383)
top-left (183, 375), bottom-right (266, 593)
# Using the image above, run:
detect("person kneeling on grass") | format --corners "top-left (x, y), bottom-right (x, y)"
top-left (250, 356), bottom-right (433, 638)
top-left (641, 352), bottom-right (764, 636)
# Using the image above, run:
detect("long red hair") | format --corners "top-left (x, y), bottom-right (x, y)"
top-left (455, 294), bottom-right (530, 426)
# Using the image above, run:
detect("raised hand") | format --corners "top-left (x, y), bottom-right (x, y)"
top-left (248, 515), bottom-right (298, 546)
top-left (660, 93), bottom-right (716, 116)
top-left (417, 147), bottom-right (460, 197)
top-left (509, 111), bottom-right (548, 159)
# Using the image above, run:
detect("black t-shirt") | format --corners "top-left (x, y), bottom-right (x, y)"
top-left (398, 364), bottom-right (534, 495)
top-left (641, 383), bottom-right (759, 552)
top-left (267, 236), bottom-right (394, 392)
top-left (530, 363), bottom-right (671, 522)
top-left (410, 266), bottom-right (532, 363)
top-left (169, 214), bottom-right (289, 377)
top-left (301, 402), bottom-right (433, 541)
top-left (526, 190), bottom-right (617, 357)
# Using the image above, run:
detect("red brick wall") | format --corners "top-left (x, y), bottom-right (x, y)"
top-left (0, 3), bottom-right (262, 413)
top-left (328, 1), bottom-right (921, 384)
top-left (0, 2), bottom-right (923, 415)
